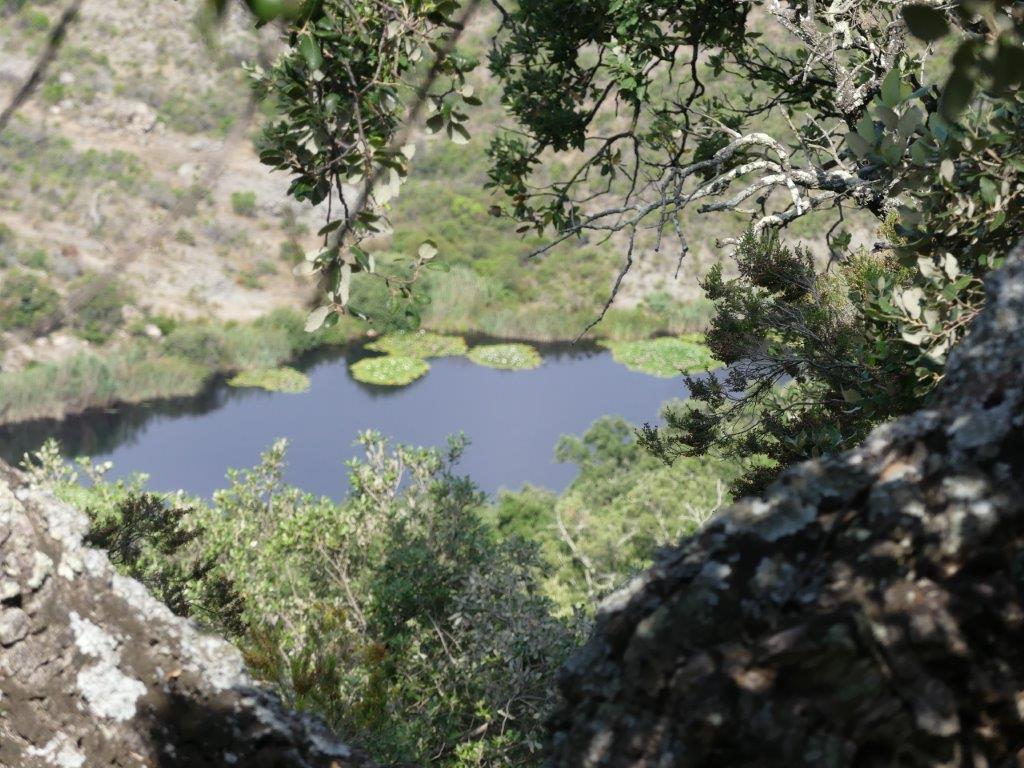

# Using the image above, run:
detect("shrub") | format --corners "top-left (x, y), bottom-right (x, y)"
top-left (230, 190), bottom-right (258, 217)
top-left (33, 437), bottom-right (579, 767)
top-left (0, 353), bottom-right (118, 421)
top-left (69, 274), bottom-right (133, 344)
top-left (117, 356), bottom-right (209, 402)
top-left (164, 324), bottom-right (230, 368)
top-left (278, 239), bottom-right (304, 264)
top-left (0, 270), bottom-right (61, 331)
top-left (222, 323), bottom-right (294, 369)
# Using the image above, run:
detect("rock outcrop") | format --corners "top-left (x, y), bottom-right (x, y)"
top-left (0, 463), bottom-right (376, 767)
top-left (548, 241), bottom-right (1024, 766)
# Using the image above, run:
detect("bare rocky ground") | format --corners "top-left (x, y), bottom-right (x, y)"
top-left (0, 0), bottom-right (323, 368)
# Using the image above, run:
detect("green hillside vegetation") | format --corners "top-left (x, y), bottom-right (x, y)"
top-left (0, 309), bottom-right (361, 422)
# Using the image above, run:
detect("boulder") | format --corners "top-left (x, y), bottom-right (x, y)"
top-left (547, 240), bottom-right (1024, 766)
top-left (0, 462), bottom-right (376, 768)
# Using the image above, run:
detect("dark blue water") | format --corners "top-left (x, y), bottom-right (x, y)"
top-left (0, 343), bottom-right (692, 498)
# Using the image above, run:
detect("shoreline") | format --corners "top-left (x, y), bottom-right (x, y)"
top-left (0, 303), bottom-right (711, 430)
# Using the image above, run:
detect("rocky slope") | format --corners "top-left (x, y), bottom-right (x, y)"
top-left (548, 239), bottom-right (1024, 766)
top-left (0, 460), bottom-right (376, 768)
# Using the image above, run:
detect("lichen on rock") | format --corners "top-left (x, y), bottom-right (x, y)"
top-left (547, 240), bottom-right (1024, 767)
top-left (0, 463), bottom-right (376, 768)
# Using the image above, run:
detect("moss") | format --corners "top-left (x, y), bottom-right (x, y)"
top-left (228, 367), bottom-right (310, 393)
top-left (467, 343), bottom-right (542, 370)
top-left (350, 355), bottom-right (430, 386)
top-left (600, 335), bottom-right (720, 378)
top-left (365, 331), bottom-right (467, 358)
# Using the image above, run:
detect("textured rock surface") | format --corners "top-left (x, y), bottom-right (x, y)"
top-left (548, 241), bottom-right (1024, 766)
top-left (0, 463), bottom-right (376, 768)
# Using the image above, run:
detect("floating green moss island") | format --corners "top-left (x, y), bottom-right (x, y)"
top-left (365, 331), bottom-right (468, 358)
top-left (227, 367), bottom-right (311, 393)
top-left (467, 343), bottom-right (543, 371)
top-left (350, 355), bottom-right (430, 386)
top-left (600, 335), bottom-right (720, 378)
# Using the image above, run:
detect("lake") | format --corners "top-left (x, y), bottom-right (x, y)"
top-left (0, 342), bottom-right (694, 498)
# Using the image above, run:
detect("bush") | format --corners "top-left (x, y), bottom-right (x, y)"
top-left (230, 190), bottom-right (258, 217)
top-left (0, 270), bottom-right (61, 331)
top-left (35, 437), bottom-right (579, 768)
top-left (69, 274), bottom-right (133, 344)
top-left (0, 353), bottom-right (118, 421)
top-left (164, 324), bottom-right (230, 368)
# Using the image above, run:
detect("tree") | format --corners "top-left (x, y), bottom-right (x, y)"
top-left (238, 0), bottom-right (1021, 489)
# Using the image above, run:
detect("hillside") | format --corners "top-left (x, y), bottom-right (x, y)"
top-left (0, 0), bottom-right (727, 376)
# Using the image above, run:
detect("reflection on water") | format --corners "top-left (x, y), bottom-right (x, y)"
top-left (0, 340), bottom-right (694, 498)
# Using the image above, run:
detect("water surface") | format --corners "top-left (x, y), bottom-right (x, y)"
top-left (0, 343), bottom-right (693, 498)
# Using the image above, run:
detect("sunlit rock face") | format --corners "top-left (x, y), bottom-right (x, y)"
top-left (0, 463), bottom-right (376, 768)
top-left (548, 240), bottom-right (1024, 767)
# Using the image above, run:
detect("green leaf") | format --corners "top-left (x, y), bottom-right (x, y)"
top-left (305, 305), bottom-right (331, 332)
top-left (897, 106), bottom-right (923, 139)
top-left (880, 68), bottom-right (903, 108)
top-left (979, 176), bottom-right (998, 205)
top-left (298, 34), bottom-right (323, 72)
top-left (856, 113), bottom-right (876, 142)
top-left (845, 132), bottom-right (872, 158)
top-left (448, 123), bottom-right (471, 145)
top-left (940, 70), bottom-right (975, 119)
top-left (425, 113), bottom-right (445, 134)
top-left (902, 5), bottom-right (950, 42)
top-left (418, 241), bottom-right (438, 261)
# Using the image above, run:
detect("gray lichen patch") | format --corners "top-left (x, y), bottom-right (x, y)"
top-left (548, 241), bottom-right (1024, 768)
top-left (0, 460), bottom-right (373, 767)
top-left (69, 612), bottom-right (147, 722)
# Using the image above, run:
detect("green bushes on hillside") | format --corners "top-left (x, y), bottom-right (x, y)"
top-left (69, 274), bottom-right (133, 344)
top-left (0, 309), bottom-right (364, 424)
top-left (0, 270), bottom-right (61, 332)
top-left (27, 436), bottom-right (579, 768)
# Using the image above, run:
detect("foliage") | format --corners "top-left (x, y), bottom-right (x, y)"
top-left (490, 416), bottom-right (739, 612)
top-left (0, 269), bottom-right (61, 332)
top-left (248, 0), bottom-right (477, 331)
top-left (599, 335), bottom-right (719, 378)
top-left (365, 330), bottom-right (467, 358)
top-left (467, 343), bottom-right (541, 371)
top-left (68, 273), bottom-right (133, 345)
top-left (228, 366), bottom-right (310, 393)
top-left (0, 310), bottom-right (362, 425)
top-left (350, 354), bottom-right (430, 386)
top-left (31, 436), bottom-right (579, 767)
top-left (638, 11), bottom-right (1024, 493)
top-left (230, 190), bottom-right (258, 217)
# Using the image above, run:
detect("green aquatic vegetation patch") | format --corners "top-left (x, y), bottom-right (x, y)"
top-left (228, 367), bottom-right (310, 393)
top-left (365, 331), bottom-right (468, 358)
top-left (467, 343), bottom-right (543, 371)
top-left (350, 355), bottom-right (430, 386)
top-left (600, 334), bottom-right (720, 378)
